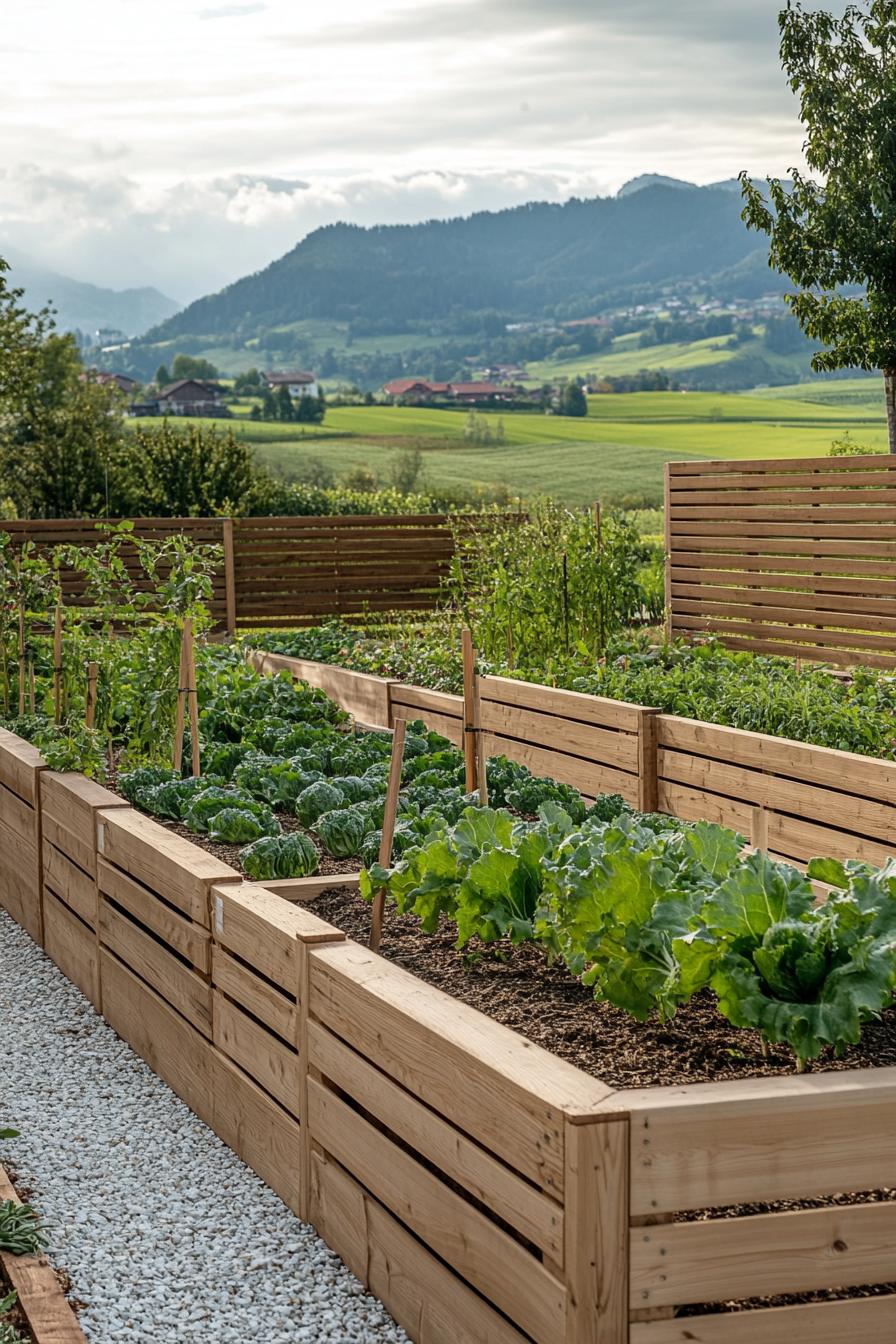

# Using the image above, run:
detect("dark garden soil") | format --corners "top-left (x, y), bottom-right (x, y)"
top-left (304, 883), bottom-right (896, 1092)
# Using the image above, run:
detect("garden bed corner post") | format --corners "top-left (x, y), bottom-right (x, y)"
top-left (564, 1114), bottom-right (630, 1344)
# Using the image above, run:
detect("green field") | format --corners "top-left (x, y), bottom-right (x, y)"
top-left (130, 387), bottom-right (889, 505)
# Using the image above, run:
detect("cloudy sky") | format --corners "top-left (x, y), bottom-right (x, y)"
top-left (0, 0), bottom-right (808, 301)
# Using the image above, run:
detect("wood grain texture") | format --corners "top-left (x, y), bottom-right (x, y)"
top-left (309, 940), bottom-right (611, 1195)
top-left (307, 1019), bottom-right (564, 1259)
top-left (310, 1152), bottom-right (530, 1344)
top-left (622, 1068), bottom-right (896, 1215)
top-left (630, 1200), bottom-right (896, 1309)
top-left (565, 1118), bottom-right (629, 1344)
top-left (630, 1294), bottom-right (896, 1344)
top-left (308, 1079), bottom-right (566, 1344)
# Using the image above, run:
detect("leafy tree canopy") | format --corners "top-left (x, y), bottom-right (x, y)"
top-left (741, 1), bottom-right (896, 447)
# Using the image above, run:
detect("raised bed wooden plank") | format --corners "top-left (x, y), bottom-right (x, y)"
top-left (209, 1048), bottom-right (303, 1216)
top-left (213, 992), bottom-right (299, 1116)
top-left (657, 749), bottom-right (895, 842)
top-left (479, 700), bottom-right (641, 772)
top-left (310, 1152), bottom-right (530, 1344)
top-left (43, 841), bottom-right (97, 927)
top-left (630, 1294), bottom-right (896, 1343)
top-left (258, 873), bottom-right (361, 901)
top-left (99, 900), bottom-right (212, 1035)
top-left (99, 950), bottom-right (213, 1123)
top-left (210, 881), bottom-right (343, 992)
top-left (212, 945), bottom-right (297, 1041)
top-left (40, 773), bottom-right (126, 846)
top-left (481, 732), bottom-right (637, 805)
top-left (99, 859), bottom-right (209, 971)
top-left (247, 651), bottom-right (392, 727)
top-left (307, 1019), bottom-right (564, 1261)
top-left (309, 941), bottom-right (612, 1196)
top-left (40, 815), bottom-right (94, 884)
top-left (620, 1069), bottom-right (896, 1216)
top-left (42, 889), bottom-right (98, 1008)
top-left (479, 675), bottom-right (644, 734)
top-left (0, 1168), bottom-right (87, 1344)
top-left (97, 808), bottom-right (240, 923)
top-left (631, 1199), bottom-right (896, 1310)
top-left (0, 727), bottom-right (45, 804)
top-left (308, 1079), bottom-right (566, 1344)
top-left (656, 716), bottom-right (896, 801)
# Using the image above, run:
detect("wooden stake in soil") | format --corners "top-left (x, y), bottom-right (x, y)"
top-left (85, 661), bottom-right (98, 729)
top-left (370, 716), bottom-right (407, 954)
top-left (17, 598), bottom-right (26, 716)
top-left (751, 804), bottom-right (769, 855)
top-left (184, 618), bottom-right (201, 777)
top-left (173, 622), bottom-right (188, 772)
top-left (461, 627), bottom-right (478, 795)
top-left (28, 660), bottom-right (35, 714)
top-left (53, 601), bottom-right (64, 723)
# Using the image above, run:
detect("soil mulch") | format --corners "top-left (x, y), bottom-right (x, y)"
top-left (303, 883), bottom-right (896, 1091)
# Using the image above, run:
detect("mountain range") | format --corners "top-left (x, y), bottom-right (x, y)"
top-left (1, 247), bottom-right (180, 338)
top-left (133, 181), bottom-right (774, 358)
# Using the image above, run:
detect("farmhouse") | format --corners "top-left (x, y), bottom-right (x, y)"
top-left (156, 378), bottom-right (225, 416)
top-left (79, 370), bottom-right (139, 395)
top-left (265, 370), bottom-right (320, 399)
top-left (382, 378), bottom-right (522, 405)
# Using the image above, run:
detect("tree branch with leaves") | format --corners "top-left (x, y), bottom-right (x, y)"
top-left (741, 1), bottom-right (896, 450)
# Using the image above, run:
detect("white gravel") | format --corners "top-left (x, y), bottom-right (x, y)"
top-left (0, 909), bottom-right (409, 1344)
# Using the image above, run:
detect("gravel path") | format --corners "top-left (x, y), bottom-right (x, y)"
top-left (0, 910), bottom-right (409, 1344)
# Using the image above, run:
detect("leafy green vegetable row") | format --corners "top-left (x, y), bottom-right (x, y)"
top-left (256, 623), bottom-right (896, 761)
top-left (362, 805), bottom-right (896, 1069)
top-left (118, 643), bottom-right (614, 879)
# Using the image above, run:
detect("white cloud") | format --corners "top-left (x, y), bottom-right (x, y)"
top-left (0, 0), bottom-right (807, 298)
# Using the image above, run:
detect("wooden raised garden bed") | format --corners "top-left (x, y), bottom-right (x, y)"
top-left (0, 1167), bottom-right (86, 1344)
top-left (2, 675), bottom-right (896, 1341)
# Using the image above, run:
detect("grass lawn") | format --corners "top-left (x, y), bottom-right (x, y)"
top-left (129, 386), bottom-right (889, 506)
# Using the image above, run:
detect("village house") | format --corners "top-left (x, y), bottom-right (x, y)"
top-left (79, 370), bottom-right (139, 395)
top-left (382, 378), bottom-right (527, 406)
top-left (265, 370), bottom-right (320, 399)
top-left (129, 378), bottom-right (226, 417)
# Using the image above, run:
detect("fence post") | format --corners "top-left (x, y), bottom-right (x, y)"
top-left (564, 1116), bottom-right (630, 1343)
top-left (222, 518), bottom-right (237, 636)
top-left (637, 708), bottom-right (659, 815)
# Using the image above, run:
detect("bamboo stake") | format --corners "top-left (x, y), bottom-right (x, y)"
top-left (370, 717), bottom-right (407, 953)
top-left (461, 627), bottom-right (478, 795)
top-left (173, 623), bottom-right (188, 772)
top-left (17, 601), bottom-right (25, 716)
top-left (28, 660), bottom-right (35, 714)
top-left (185, 619), bottom-right (201, 777)
top-left (53, 602), bottom-right (63, 723)
top-left (85, 662), bottom-right (98, 729)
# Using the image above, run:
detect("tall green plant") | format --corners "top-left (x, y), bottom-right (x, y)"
top-left (446, 501), bottom-right (657, 669)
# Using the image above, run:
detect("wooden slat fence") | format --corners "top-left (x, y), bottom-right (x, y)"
top-left (0, 513), bottom-right (485, 630)
top-left (665, 454), bottom-right (896, 667)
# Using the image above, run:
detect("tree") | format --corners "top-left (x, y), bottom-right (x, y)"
top-left (275, 385), bottom-right (294, 421)
top-left (389, 446), bottom-right (423, 493)
top-left (561, 381), bottom-right (588, 417)
top-left (741, 1), bottom-right (896, 451)
top-left (0, 267), bottom-right (126, 518)
top-left (155, 363), bottom-right (171, 388)
top-left (171, 353), bottom-right (219, 381)
top-left (261, 388), bottom-right (278, 420)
